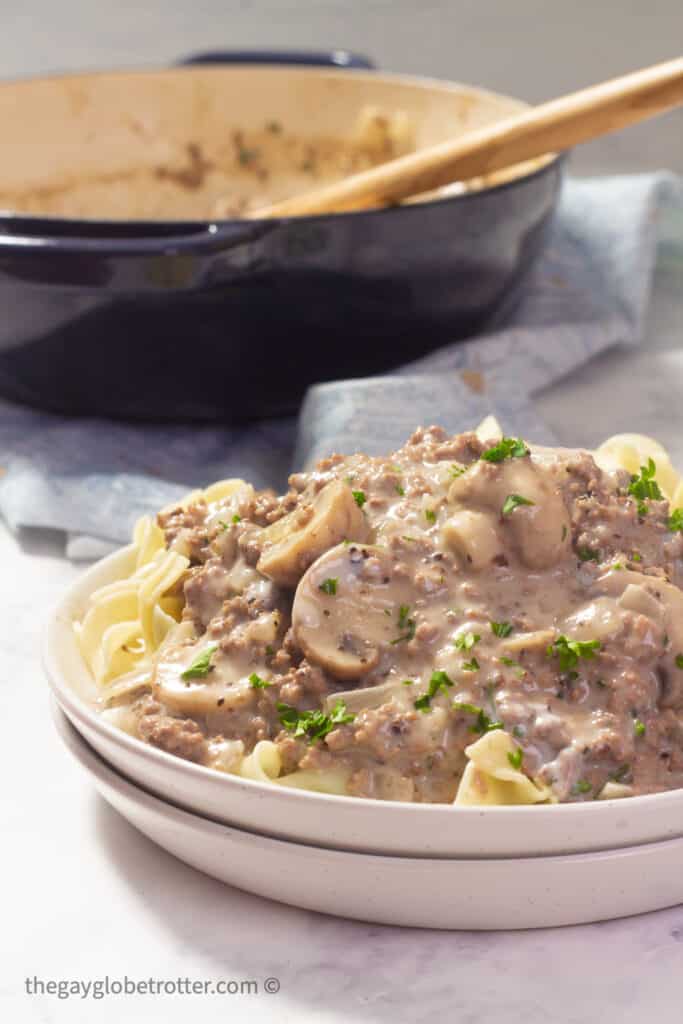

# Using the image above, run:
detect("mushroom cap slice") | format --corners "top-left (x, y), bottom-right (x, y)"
top-left (257, 480), bottom-right (369, 587)
top-left (292, 542), bottom-right (414, 681)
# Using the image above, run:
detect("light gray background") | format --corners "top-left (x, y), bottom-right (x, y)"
top-left (3, 0), bottom-right (682, 175)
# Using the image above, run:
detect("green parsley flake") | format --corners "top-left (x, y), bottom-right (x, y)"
top-left (232, 513), bottom-right (241, 523)
top-left (490, 620), bottom-right (513, 638)
top-left (611, 562), bottom-right (624, 571)
top-left (611, 764), bottom-right (631, 783)
top-left (631, 551), bottom-right (642, 561)
top-left (413, 670), bottom-right (454, 712)
top-left (502, 493), bottom-right (535, 517)
top-left (218, 520), bottom-right (230, 530)
top-left (507, 747), bottom-right (523, 770)
top-left (396, 484), bottom-right (405, 496)
top-left (462, 657), bottom-right (480, 672)
top-left (453, 701), bottom-right (503, 735)
top-left (634, 718), bottom-right (646, 737)
top-left (390, 604), bottom-right (416, 645)
top-left (572, 780), bottom-right (593, 795)
top-left (402, 679), bottom-right (415, 686)
top-left (249, 673), bottom-right (272, 689)
top-left (450, 464), bottom-right (466, 479)
top-left (628, 458), bottom-right (663, 517)
top-left (181, 645), bottom-right (217, 680)
top-left (425, 508), bottom-right (436, 524)
top-left (668, 509), bottom-right (683, 532)
top-left (676, 654), bottom-right (683, 669)
top-left (578, 547), bottom-right (600, 562)
top-left (546, 635), bottom-right (601, 673)
top-left (453, 631), bottom-right (480, 651)
top-left (481, 437), bottom-right (529, 463)
top-left (319, 577), bottom-right (338, 596)
top-left (276, 699), bottom-right (354, 743)
top-left (352, 490), bottom-right (367, 508)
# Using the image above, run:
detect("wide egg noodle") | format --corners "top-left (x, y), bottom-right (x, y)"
top-left (454, 730), bottom-right (553, 806)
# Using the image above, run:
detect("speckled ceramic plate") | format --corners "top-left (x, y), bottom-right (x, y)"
top-left (53, 703), bottom-right (683, 930)
top-left (44, 546), bottom-right (683, 859)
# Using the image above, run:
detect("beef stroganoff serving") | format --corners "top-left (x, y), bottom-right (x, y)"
top-left (75, 423), bottom-right (683, 806)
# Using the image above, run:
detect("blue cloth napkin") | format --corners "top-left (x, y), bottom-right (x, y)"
top-left (0, 172), bottom-right (680, 559)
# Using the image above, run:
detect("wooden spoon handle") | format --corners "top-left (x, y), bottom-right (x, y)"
top-left (251, 57), bottom-right (683, 219)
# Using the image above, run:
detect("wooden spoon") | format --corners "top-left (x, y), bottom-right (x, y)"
top-left (250, 57), bottom-right (683, 219)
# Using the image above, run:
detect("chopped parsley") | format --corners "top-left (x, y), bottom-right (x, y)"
top-left (507, 747), bottom-right (523, 770)
top-left (218, 520), bottom-right (230, 530)
top-left (414, 670), bottom-right (454, 712)
top-left (502, 493), bottom-right (535, 517)
top-left (453, 701), bottom-right (503, 735)
top-left (572, 780), bottom-right (593, 795)
top-left (490, 620), bottom-right (513, 638)
top-left (390, 604), bottom-right (416, 645)
top-left (450, 464), bottom-right (466, 479)
top-left (628, 458), bottom-right (663, 517)
top-left (402, 679), bottom-right (415, 686)
top-left (319, 577), bottom-right (338, 596)
top-left (611, 562), bottom-right (624, 571)
top-left (424, 508), bottom-right (436, 524)
top-left (499, 656), bottom-right (525, 676)
top-left (249, 672), bottom-right (272, 689)
top-left (396, 484), bottom-right (405, 496)
top-left (276, 699), bottom-right (354, 743)
top-left (351, 490), bottom-right (367, 508)
top-left (481, 437), bottom-right (529, 463)
top-left (453, 631), bottom-right (480, 651)
top-left (232, 513), bottom-right (241, 523)
top-left (634, 718), bottom-right (646, 737)
top-left (546, 635), bottom-right (601, 673)
top-left (668, 509), bottom-right (683, 532)
top-left (462, 657), bottom-right (480, 672)
top-left (631, 551), bottom-right (642, 561)
top-left (265, 644), bottom-right (274, 657)
top-left (611, 764), bottom-right (631, 783)
top-left (577, 547), bottom-right (600, 562)
top-left (180, 645), bottom-right (217, 680)
top-left (676, 654), bottom-right (683, 669)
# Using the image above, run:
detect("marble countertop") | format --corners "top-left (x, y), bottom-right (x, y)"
top-left (2, 242), bottom-right (683, 1024)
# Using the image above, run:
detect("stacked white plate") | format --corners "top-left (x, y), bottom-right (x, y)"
top-left (45, 549), bottom-right (683, 930)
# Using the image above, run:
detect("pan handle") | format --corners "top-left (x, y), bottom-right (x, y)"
top-left (176, 49), bottom-right (375, 69)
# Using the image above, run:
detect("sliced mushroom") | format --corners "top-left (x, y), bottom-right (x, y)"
top-left (442, 508), bottom-right (504, 570)
top-left (292, 542), bottom-right (414, 680)
top-left (257, 480), bottom-right (370, 587)
top-left (448, 457), bottom-right (571, 570)
top-left (153, 636), bottom-right (262, 715)
top-left (594, 569), bottom-right (683, 707)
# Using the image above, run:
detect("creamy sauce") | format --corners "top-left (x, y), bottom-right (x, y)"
top-left (117, 427), bottom-right (683, 804)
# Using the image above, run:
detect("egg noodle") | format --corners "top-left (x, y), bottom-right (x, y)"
top-left (74, 428), bottom-right (683, 806)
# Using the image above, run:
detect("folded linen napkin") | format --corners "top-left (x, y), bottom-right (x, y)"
top-left (0, 172), bottom-right (680, 560)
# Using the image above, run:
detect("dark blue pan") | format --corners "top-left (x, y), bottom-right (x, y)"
top-left (0, 52), bottom-right (563, 420)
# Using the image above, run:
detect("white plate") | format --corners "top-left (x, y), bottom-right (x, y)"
top-left (45, 546), bottom-right (683, 859)
top-left (53, 703), bottom-right (683, 930)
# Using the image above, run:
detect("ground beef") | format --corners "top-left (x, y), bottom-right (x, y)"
top-left (136, 698), bottom-right (207, 763)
